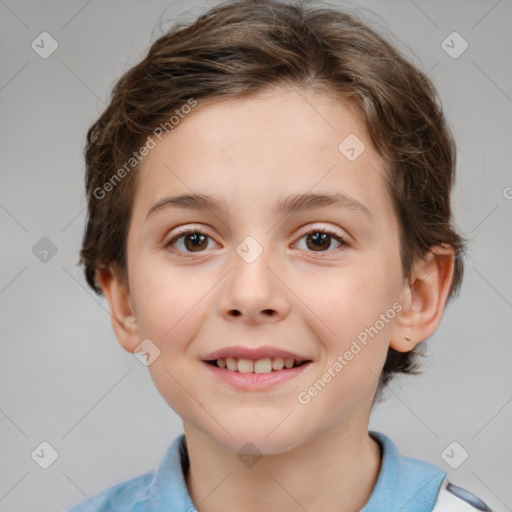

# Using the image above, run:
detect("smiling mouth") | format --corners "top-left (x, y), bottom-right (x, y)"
top-left (206, 357), bottom-right (310, 374)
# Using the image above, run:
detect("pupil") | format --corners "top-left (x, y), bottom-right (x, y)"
top-left (185, 233), bottom-right (207, 252)
top-left (307, 232), bottom-right (329, 251)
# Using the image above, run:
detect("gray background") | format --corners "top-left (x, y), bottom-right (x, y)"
top-left (1, 0), bottom-right (511, 510)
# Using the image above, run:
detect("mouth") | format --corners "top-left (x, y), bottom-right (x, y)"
top-left (200, 346), bottom-right (313, 390)
top-left (205, 356), bottom-right (310, 373)
top-left (202, 356), bottom-right (313, 391)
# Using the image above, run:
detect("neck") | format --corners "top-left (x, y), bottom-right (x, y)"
top-left (183, 420), bottom-right (382, 512)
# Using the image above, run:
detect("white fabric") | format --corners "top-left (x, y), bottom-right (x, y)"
top-left (432, 478), bottom-right (490, 511)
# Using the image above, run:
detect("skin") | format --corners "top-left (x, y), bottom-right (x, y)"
top-left (98, 85), bottom-right (455, 512)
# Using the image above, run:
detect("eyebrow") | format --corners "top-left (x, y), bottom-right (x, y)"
top-left (146, 192), bottom-right (373, 222)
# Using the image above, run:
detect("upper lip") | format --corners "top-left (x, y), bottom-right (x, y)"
top-left (202, 345), bottom-right (311, 362)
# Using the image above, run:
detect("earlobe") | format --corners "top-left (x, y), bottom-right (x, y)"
top-left (96, 266), bottom-right (140, 353)
top-left (390, 245), bottom-right (455, 353)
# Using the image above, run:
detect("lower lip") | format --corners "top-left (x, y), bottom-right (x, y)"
top-left (202, 361), bottom-right (312, 391)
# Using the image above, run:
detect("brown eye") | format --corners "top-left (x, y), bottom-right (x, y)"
top-left (165, 230), bottom-right (214, 256)
top-left (296, 228), bottom-right (348, 253)
top-left (181, 232), bottom-right (208, 252)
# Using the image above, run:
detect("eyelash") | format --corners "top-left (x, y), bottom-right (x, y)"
top-left (163, 225), bottom-right (349, 258)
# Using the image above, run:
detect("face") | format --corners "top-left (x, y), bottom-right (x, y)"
top-left (123, 86), bottom-right (407, 454)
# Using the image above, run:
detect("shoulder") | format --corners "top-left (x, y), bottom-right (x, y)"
top-left (367, 431), bottom-right (446, 510)
top-left (364, 432), bottom-right (493, 512)
top-left (61, 433), bottom-right (192, 512)
top-left (61, 470), bottom-right (155, 512)
top-left (432, 477), bottom-right (494, 511)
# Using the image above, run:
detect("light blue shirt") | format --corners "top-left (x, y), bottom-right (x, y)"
top-left (63, 431), bottom-right (446, 511)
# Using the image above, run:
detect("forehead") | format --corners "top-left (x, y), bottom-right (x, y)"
top-left (132, 86), bottom-right (391, 224)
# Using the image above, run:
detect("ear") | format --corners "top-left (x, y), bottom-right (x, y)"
top-left (390, 245), bottom-right (455, 352)
top-left (96, 266), bottom-right (140, 353)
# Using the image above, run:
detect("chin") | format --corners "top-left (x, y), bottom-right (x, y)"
top-left (207, 423), bottom-right (307, 457)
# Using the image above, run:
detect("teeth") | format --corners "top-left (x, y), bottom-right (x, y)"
top-left (254, 358), bottom-right (272, 373)
top-left (213, 356), bottom-right (305, 374)
top-left (226, 357), bottom-right (237, 371)
top-left (238, 358), bottom-right (254, 373)
top-left (272, 357), bottom-right (284, 370)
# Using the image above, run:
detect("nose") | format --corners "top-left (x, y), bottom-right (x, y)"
top-left (218, 243), bottom-right (290, 324)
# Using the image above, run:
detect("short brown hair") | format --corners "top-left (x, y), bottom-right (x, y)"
top-left (79, 0), bottom-right (466, 388)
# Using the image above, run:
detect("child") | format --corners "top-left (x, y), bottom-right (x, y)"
top-left (64, 0), bottom-right (492, 510)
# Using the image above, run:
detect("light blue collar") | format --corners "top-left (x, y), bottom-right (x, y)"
top-left (362, 431), bottom-right (446, 511)
top-left (151, 431), bottom-right (446, 512)
top-left (147, 434), bottom-right (196, 511)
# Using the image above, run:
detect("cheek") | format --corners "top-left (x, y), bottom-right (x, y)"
top-left (301, 256), bottom-right (399, 333)
top-left (130, 260), bottom-right (206, 345)
top-left (130, 264), bottom-right (210, 413)
top-left (295, 253), bottom-right (402, 392)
